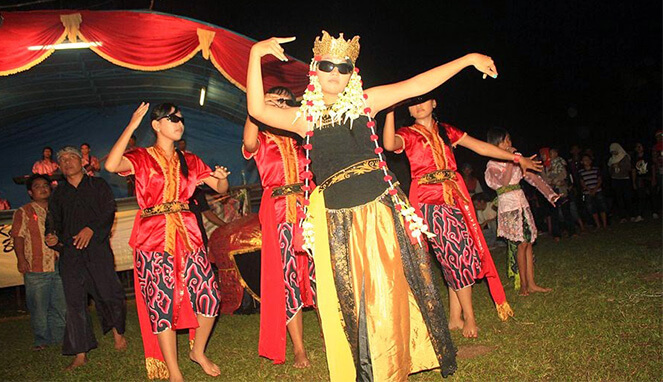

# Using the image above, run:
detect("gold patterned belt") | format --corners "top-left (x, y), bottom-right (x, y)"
top-left (418, 169), bottom-right (456, 185)
top-left (271, 183), bottom-right (304, 198)
top-left (141, 201), bottom-right (190, 218)
top-left (318, 159), bottom-right (380, 191)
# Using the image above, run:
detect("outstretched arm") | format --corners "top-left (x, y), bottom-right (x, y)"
top-left (458, 136), bottom-right (543, 173)
top-left (105, 102), bottom-right (149, 173)
top-left (247, 37), bottom-right (306, 136)
top-left (365, 54), bottom-right (497, 114)
top-left (382, 110), bottom-right (404, 152)
top-left (202, 166), bottom-right (230, 195)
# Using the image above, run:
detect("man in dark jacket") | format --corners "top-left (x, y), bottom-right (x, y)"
top-left (45, 146), bottom-right (127, 371)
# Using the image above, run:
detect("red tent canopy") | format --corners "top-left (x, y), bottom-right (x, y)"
top-left (0, 10), bottom-right (309, 94)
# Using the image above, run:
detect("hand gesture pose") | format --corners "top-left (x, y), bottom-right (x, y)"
top-left (250, 37), bottom-right (296, 61)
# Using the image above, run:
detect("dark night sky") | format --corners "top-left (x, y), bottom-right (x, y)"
top-left (11, 0), bottom-right (663, 156)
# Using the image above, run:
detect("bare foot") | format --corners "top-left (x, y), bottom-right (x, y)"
top-left (293, 350), bottom-right (311, 368)
top-left (32, 345), bottom-right (46, 351)
top-left (528, 285), bottom-right (552, 293)
top-left (448, 318), bottom-right (464, 331)
top-left (64, 353), bottom-right (88, 371)
top-left (169, 372), bottom-right (184, 382)
top-left (462, 318), bottom-right (478, 338)
top-left (190, 351), bottom-right (221, 377)
top-left (114, 335), bottom-right (127, 351)
top-left (519, 288), bottom-right (529, 296)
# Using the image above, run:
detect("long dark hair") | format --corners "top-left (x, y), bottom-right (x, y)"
top-left (150, 103), bottom-right (188, 177)
top-left (487, 127), bottom-right (509, 146)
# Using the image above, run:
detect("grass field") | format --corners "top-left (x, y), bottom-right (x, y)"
top-left (0, 221), bottom-right (660, 381)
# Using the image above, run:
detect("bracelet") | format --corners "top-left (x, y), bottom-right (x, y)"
top-left (512, 153), bottom-right (521, 164)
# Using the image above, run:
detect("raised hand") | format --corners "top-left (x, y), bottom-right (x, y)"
top-left (468, 53), bottom-right (498, 79)
top-left (250, 37), bottom-right (296, 62)
top-left (128, 102), bottom-right (150, 130)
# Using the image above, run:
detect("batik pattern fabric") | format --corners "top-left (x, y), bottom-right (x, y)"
top-left (395, 122), bottom-right (513, 320)
top-left (135, 248), bottom-right (220, 333)
top-left (121, 146), bottom-right (219, 380)
top-left (420, 203), bottom-right (481, 290)
top-left (243, 131), bottom-right (316, 364)
top-left (278, 222), bottom-right (316, 323)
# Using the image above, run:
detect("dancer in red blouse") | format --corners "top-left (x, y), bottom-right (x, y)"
top-left (384, 95), bottom-right (541, 338)
top-left (106, 103), bottom-right (229, 382)
top-left (243, 87), bottom-right (316, 367)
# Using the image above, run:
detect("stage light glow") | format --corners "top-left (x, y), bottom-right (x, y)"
top-left (27, 42), bottom-right (102, 51)
top-left (199, 87), bottom-right (206, 106)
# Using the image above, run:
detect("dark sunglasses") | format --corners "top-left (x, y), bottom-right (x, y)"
top-left (158, 114), bottom-right (185, 124)
top-left (317, 60), bottom-right (354, 75)
top-left (268, 97), bottom-right (298, 108)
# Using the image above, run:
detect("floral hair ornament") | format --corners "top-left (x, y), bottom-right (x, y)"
top-left (297, 31), bottom-right (434, 253)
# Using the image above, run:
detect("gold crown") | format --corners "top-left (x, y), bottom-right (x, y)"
top-left (312, 31), bottom-right (360, 64)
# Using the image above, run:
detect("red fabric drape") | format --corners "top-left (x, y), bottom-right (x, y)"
top-left (78, 11), bottom-right (204, 71)
top-left (257, 186), bottom-right (287, 364)
top-left (0, 12), bottom-right (67, 75)
top-left (0, 10), bottom-right (309, 93)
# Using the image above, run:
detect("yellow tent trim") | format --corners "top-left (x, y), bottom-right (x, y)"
top-left (0, 30), bottom-right (67, 76)
top-left (79, 33), bottom-right (202, 72)
top-left (210, 54), bottom-right (247, 93)
top-left (196, 28), bottom-right (216, 60)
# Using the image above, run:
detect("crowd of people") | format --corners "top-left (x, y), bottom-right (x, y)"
top-left (3, 30), bottom-right (661, 382)
top-left (465, 133), bottom-right (662, 250)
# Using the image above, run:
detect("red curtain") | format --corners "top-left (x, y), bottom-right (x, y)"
top-left (0, 11), bottom-right (67, 75)
top-left (0, 10), bottom-right (309, 94)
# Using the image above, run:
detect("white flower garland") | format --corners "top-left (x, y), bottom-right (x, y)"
top-left (295, 58), bottom-right (434, 253)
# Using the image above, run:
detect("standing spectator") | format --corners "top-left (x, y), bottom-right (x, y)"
top-left (32, 147), bottom-right (59, 176)
top-left (11, 174), bottom-right (66, 350)
top-left (578, 155), bottom-right (608, 229)
top-left (176, 138), bottom-right (191, 153)
top-left (80, 143), bottom-right (101, 177)
top-left (45, 146), bottom-right (127, 371)
top-left (567, 144), bottom-right (583, 177)
top-left (566, 145), bottom-right (587, 232)
top-left (461, 163), bottom-right (484, 195)
top-left (632, 143), bottom-right (656, 220)
top-left (608, 143), bottom-right (635, 223)
top-left (547, 148), bottom-right (576, 240)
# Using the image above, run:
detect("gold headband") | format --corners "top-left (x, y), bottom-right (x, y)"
top-left (312, 30), bottom-right (360, 64)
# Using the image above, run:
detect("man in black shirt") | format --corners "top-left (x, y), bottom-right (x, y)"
top-left (45, 146), bottom-right (127, 371)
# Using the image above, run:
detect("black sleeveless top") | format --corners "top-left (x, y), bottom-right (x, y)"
top-left (310, 115), bottom-right (395, 209)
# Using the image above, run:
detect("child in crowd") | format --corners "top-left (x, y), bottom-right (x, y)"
top-left (485, 128), bottom-right (558, 295)
top-left (578, 154), bottom-right (608, 229)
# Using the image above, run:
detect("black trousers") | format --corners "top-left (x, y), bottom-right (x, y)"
top-left (59, 244), bottom-right (126, 355)
top-left (551, 200), bottom-right (576, 237)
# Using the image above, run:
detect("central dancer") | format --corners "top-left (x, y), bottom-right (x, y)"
top-left (247, 31), bottom-right (497, 381)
